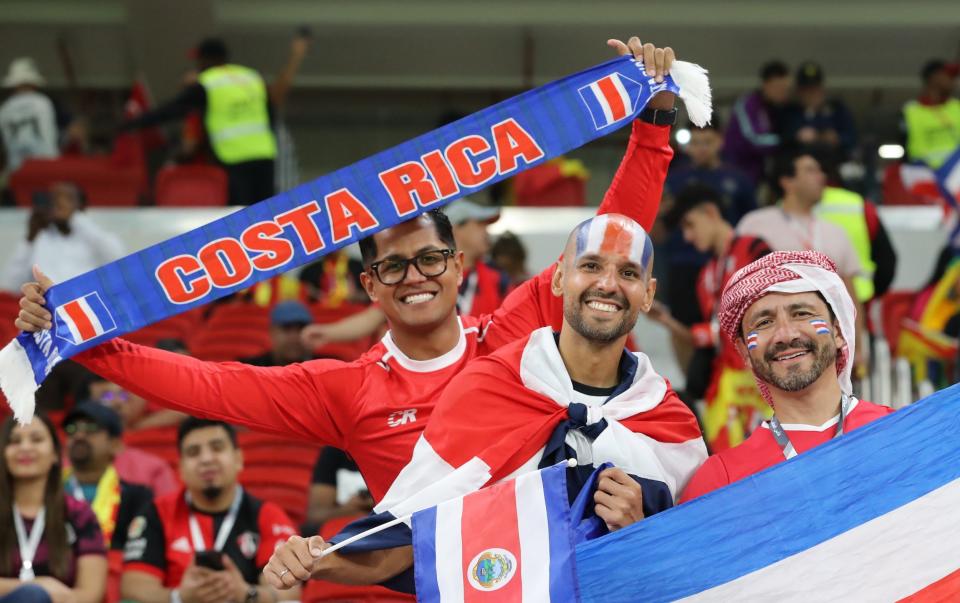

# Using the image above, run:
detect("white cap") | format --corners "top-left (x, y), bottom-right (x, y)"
top-left (4, 58), bottom-right (45, 88)
top-left (444, 198), bottom-right (500, 226)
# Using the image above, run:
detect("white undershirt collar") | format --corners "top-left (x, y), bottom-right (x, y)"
top-left (381, 317), bottom-right (467, 373)
top-left (760, 397), bottom-right (860, 432)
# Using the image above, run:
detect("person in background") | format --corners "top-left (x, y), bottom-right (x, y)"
top-left (305, 447), bottom-right (373, 535)
top-left (781, 62), bottom-right (858, 166)
top-left (653, 184), bottom-right (772, 451)
top-left (723, 60), bottom-right (791, 183)
top-left (62, 403), bottom-right (154, 603)
top-left (0, 58), bottom-right (71, 175)
top-left (298, 250), bottom-right (369, 306)
top-left (903, 59), bottom-right (960, 168)
top-left (81, 377), bottom-right (179, 497)
top-left (490, 231), bottom-right (532, 288)
top-left (241, 301), bottom-right (314, 366)
top-left (119, 38), bottom-right (277, 205)
top-left (120, 418), bottom-right (298, 603)
top-left (0, 414), bottom-right (107, 603)
top-left (662, 121), bottom-right (758, 369)
top-left (1, 182), bottom-right (124, 293)
top-left (444, 198), bottom-right (512, 317)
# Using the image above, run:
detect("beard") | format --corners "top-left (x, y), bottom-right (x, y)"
top-left (564, 288), bottom-right (636, 344)
top-left (201, 486), bottom-right (224, 501)
top-left (68, 440), bottom-right (93, 469)
top-left (52, 219), bottom-right (71, 235)
top-left (751, 335), bottom-right (837, 392)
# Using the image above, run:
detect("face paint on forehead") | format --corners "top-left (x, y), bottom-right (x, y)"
top-left (573, 215), bottom-right (653, 270)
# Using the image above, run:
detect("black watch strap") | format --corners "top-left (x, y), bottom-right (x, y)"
top-left (639, 106), bottom-right (678, 126)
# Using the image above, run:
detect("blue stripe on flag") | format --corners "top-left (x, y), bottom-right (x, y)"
top-left (575, 384), bottom-right (960, 602)
top-left (577, 82), bottom-right (610, 129)
top-left (85, 293), bottom-right (117, 332)
top-left (542, 464), bottom-right (579, 603)
top-left (412, 506), bottom-right (442, 603)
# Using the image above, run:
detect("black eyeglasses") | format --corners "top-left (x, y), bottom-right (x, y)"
top-left (368, 249), bottom-right (456, 285)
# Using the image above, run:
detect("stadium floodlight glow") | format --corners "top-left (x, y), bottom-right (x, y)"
top-left (878, 144), bottom-right (905, 160)
top-left (675, 128), bottom-right (691, 146)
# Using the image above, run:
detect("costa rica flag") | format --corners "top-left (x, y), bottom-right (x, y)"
top-left (578, 73), bottom-right (643, 130)
top-left (54, 293), bottom-right (117, 345)
top-left (412, 462), bottom-right (580, 603)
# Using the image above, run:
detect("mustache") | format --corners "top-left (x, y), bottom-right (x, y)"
top-left (580, 288), bottom-right (629, 310)
top-left (763, 337), bottom-right (816, 362)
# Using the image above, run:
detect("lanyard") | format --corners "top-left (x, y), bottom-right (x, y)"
top-left (769, 395), bottom-right (852, 460)
top-left (186, 486), bottom-right (243, 552)
top-left (458, 270), bottom-right (479, 316)
top-left (67, 475), bottom-right (86, 501)
top-left (13, 505), bottom-right (45, 581)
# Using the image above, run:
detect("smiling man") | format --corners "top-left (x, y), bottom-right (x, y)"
top-left (263, 214), bottom-right (706, 592)
top-left (16, 38), bottom-right (681, 516)
top-left (680, 251), bottom-right (892, 501)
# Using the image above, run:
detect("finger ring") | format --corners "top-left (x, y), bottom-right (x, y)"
top-left (278, 568), bottom-right (289, 579)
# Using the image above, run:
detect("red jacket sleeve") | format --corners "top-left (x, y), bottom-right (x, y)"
top-left (75, 339), bottom-right (360, 448)
top-left (597, 120), bottom-right (673, 231)
top-left (478, 121), bottom-right (672, 353)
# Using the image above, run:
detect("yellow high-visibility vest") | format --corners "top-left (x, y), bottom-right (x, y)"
top-left (817, 187), bottom-right (875, 302)
top-left (198, 64), bottom-right (277, 164)
top-left (903, 99), bottom-right (960, 168)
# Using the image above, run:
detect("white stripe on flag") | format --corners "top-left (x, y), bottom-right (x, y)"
top-left (589, 81), bottom-right (614, 125)
top-left (55, 305), bottom-right (83, 344)
top-left (435, 496), bottom-right (464, 602)
top-left (610, 74), bottom-right (632, 118)
top-left (586, 214), bottom-right (608, 252)
top-left (679, 477), bottom-right (960, 602)
top-left (77, 295), bottom-right (105, 336)
top-left (944, 161), bottom-right (960, 196)
top-left (515, 470), bottom-right (551, 601)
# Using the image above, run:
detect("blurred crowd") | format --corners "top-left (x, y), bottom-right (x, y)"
top-left (0, 31), bottom-right (959, 602)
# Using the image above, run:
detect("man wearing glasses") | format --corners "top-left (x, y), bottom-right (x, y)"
top-left (62, 402), bottom-right (155, 602)
top-left (18, 36), bottom-right (680, 516)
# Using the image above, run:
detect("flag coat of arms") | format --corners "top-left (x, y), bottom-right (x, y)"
top-left (413, 462), bottom-right (581, 603)
top-left (54, 293), bottom-right (117, 345)
top-left (573, 383), bottom-right (960, 602)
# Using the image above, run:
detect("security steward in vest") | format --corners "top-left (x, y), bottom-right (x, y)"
top-left (119, 38), bottom-right (278, 206)
top-left (902, 59), bottom-right (960, 168)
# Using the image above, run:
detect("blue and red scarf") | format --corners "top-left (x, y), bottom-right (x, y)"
top-left (0, 55), bottom-right (710, 422)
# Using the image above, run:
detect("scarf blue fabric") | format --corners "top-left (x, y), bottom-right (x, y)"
top-left (0, 55), bottom-right (710, 421)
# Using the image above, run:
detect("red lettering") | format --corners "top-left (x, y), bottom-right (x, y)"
top-left (241, 221), bottom-right (294, 271)
top-left (325, 189), bottom-right (379, 243)
top-left (378, 162), bottom-right (439, 216)
top-left (155, 255), bottom-right (210, 305)
top-left (198, 238), bottom-right (253, 288)
top-left (276, 201), bottom-right (326, 254)
top-left (422, 150), bottom-right (459, 200)
top-left (445, 135), bottom-right (496, 187)
top-left (492, 118), bottom-right (544, 174)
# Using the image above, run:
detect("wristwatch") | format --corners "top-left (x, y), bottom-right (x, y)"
top-left (639, 106), bottom-right (678, 126)
top-left (244, 585), bottom-right (259, 603)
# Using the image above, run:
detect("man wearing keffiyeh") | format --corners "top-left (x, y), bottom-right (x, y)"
top-left (681, 250), bottom-right (893, 502)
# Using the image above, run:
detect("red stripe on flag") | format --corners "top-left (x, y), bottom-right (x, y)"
top-left (599, 219), bottom-right (632, 257)
top-left (898, 567), bottom-right (960, 602)
top-left (596, 75), bottom-right (627, 121)
top-left (63, 299), bottom-right (97, 342)
top-left (461, 480), bottom-right (523, 602)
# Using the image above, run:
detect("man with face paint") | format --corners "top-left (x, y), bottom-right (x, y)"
top-left (680, 251), bottom-right (892, 502)
top-left (263, 214), bottom-right (706, 591)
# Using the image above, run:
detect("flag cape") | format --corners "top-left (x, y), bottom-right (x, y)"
top-left (574, 383), bottom-right (960, 602)
top-left (0, 56), bottom-right (711, 422)
top-left (374, 327), bottom-right (705, 520)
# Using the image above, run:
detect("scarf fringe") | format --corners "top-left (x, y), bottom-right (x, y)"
top-left (672, 60), bottom-right (713, 127)
top-left (0, 338), bottom-right (40, 424)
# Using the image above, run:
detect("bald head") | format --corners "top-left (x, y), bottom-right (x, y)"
top-left (563, 213), bottom-right (654, 277)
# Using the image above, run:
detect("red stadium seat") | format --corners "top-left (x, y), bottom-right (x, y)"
top-left (126, 311), bottom-right (203, 347)
top-left (123, 426), bottom-right (180, 473)
top-left (188, 338), bottom-right (271, 362)
top-left (10, 156), bottom-right (144, 207)
top-left (154, 165), bottom-right (228, 207)
top-left (206, 303), bottom-right (271, 329)
top-left (879, 291), bottom-right (918, 354)
top-left (240, 466), bottom-right (313, 526)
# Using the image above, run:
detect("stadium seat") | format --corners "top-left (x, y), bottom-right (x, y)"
top-left (10, 155), bottom-right (145, 207)
top-left (240, 466), bottom-right (313, 526)
top-left (154, 165), bottom-right (228, 207)
top-left (878, 291), bottom-right (918, 354)
top-left (205, 303), bottom-right (271, 329)
top-left (125, 310), bottom-right (203, 347)
top-left (123, 426), bottom-right (179, 473)
top-left (187, 338), bottom-right (271, 362)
